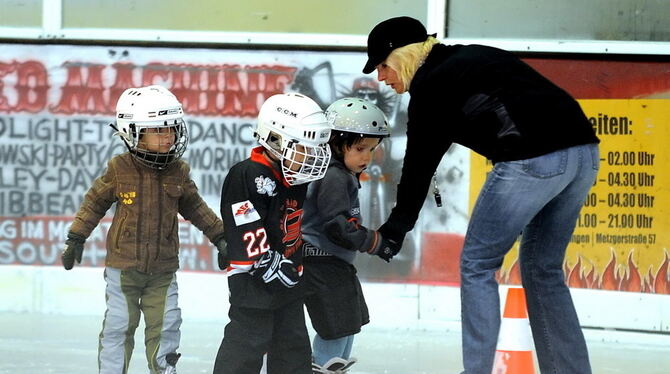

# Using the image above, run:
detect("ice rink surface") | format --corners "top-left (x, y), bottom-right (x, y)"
top-left (1, 312), bottom-right (669, 374)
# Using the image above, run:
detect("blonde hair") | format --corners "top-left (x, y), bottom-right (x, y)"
top-left (385, 36), bottom-right (440, 92)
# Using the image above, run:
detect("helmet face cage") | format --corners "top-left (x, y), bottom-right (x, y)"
top-left (131, 119), bottom-right (189, 170)
top-left (115, 85), bottom-right (189, 170)
top-left (325, 97), bottom-right (391, 138)
top-left (255, 93), bottom-right (332, 185)
top-left (281, 141), bottom-right (331, 185)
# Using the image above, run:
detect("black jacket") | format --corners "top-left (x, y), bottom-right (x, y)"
top-left (387, 44), bottom-right (599, 235)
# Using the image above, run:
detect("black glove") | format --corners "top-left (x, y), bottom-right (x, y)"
top-left (214, 236), bottom-right (229, 270)
top-left (252, 250), bottom-right (300, 291)
top-left (377, 236), bottom-right (402, 262)
top-left (377, 220), bottom-right (407, 246)
top-left (376, 220), bottom-right (407, 262)
top-left (61, 232), bottom-right (86, 270)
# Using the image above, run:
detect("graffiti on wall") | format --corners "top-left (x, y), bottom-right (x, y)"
top-left (2, 44), bottom-right (667, 291)
top-left (0, 44), bottom-right (470, 280)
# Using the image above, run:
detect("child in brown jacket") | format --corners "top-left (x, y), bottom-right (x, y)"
top-left (61, 85), bottom-right (227, 374)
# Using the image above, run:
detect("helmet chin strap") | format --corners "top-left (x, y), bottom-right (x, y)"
top-left (110, 123), bottom-right (135, 154)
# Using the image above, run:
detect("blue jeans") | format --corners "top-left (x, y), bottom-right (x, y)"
top-left (460, 143), bottom-right (599, 374)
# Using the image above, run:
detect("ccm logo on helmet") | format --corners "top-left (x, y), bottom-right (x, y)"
top-left (276, 107), bottom-right (298, 118)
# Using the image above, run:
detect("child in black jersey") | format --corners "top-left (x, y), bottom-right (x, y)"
top-left (213, 93), bottom-right (332, 374)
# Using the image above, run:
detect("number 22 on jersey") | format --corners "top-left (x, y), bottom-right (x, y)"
top-left (243, 228), bottom-right (271, 257)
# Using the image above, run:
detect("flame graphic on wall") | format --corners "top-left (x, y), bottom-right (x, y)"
top-left (496, 249), bottom-right (670, 294)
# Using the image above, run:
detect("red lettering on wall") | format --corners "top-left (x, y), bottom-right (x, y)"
top-left (263, 65), bottom-right (295, 95)
top-left (138, 62), bottom-right (296, 118)
top-left (202, 67), bottom-right (220, 115)
top-left (221, 64), bottom-right (242, 116)
top-left (0, 61), bottom-right (14, 112)
top-left (221, 65), bottom-right (296, 117)
top-left (51, 63), bottom-right (111, 115)
top-left (1, 57), bottom-right (297, 117)
top-left (0, 60), bottom-right (49, 113)
top-left (109, 63), bottom-right (137, 109)
top-left (170, 64), bottom-right (202, 114)
top-left (142, 62), bottom-right (170, 87)
top-left (15, 61), bottom-right (49, 113)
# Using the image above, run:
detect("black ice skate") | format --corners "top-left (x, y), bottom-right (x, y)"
top-left (162, 352), bottom-right (181, 374)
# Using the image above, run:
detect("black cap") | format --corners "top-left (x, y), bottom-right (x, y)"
top-left (362, 17), bottom-right (430, 74)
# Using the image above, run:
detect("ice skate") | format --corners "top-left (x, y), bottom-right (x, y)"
top-left (162, 352), bottom-right (181, 374)
top-left (312, 360), bottom-right (325, 374)
top-left (312, 357), bottom-right (357, 373)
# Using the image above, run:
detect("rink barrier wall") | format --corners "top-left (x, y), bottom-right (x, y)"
top-left (1, 265), bottom-right (669, 334)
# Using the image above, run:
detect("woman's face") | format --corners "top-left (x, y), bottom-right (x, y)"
top-left (376, 62), bottom-right (405, 94)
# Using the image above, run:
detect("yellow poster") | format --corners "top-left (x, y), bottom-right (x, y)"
top-left (470, 100), bottom-right (669, 293)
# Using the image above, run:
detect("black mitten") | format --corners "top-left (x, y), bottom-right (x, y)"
top-left (214, 236), bottom-right (229, 270)
top-left (61, 232), bottom-right (86, 270)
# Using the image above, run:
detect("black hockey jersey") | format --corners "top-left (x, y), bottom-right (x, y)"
top-left (220, 146), bottom-right (308, 309)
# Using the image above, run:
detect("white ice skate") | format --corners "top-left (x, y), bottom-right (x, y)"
top-left (312, 357), bottom-right (357, 374)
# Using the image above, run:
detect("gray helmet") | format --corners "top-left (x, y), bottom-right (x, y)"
top-left (325, 97), bottom-right (390, 138)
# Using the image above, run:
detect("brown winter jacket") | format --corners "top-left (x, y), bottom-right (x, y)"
top-left (69, 152), bottom-right (224, 273)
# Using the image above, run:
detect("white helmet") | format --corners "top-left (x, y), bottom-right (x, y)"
top-left (255, 93), bottom-right (332, 185)
top-left (115, 85), bottom-right (188, 170)
top-left (326, 97), bottom-right (390, 138)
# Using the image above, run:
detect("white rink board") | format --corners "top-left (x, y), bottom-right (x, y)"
top-left (1, 265), bottom-right (669, 333)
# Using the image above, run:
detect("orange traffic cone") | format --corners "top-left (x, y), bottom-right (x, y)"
top-left (491, 287), bottom-right (536, 374)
